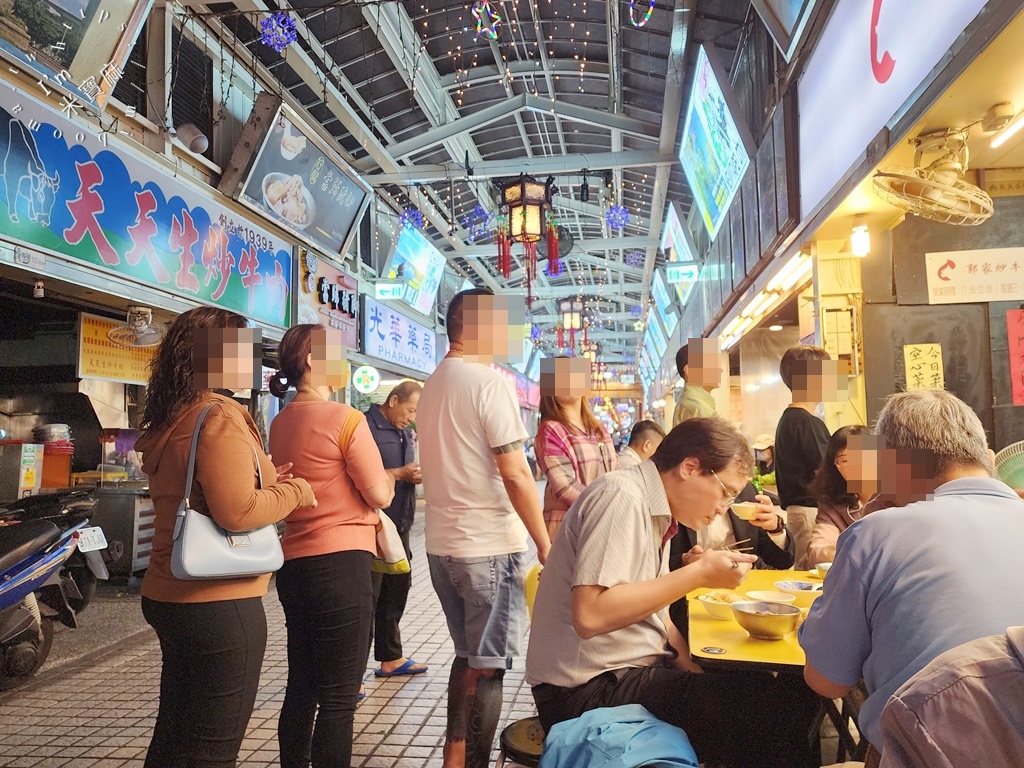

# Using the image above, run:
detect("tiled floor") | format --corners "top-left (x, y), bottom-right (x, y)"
top-left (0, 512), bottom-right (539, 768)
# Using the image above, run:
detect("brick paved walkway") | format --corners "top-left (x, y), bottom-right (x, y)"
top-left (0, 514), bottom-right (539, 768)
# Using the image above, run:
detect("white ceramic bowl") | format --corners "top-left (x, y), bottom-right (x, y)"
top-left (744, 590), bottom-right (796, 605)
top-left (731, 501), bottom-right (759, 520)
top-left (815, 562), bottom-right (833, 579)
top-left (696, 594), bottom-right (736, 621)
top-left (775, 580), bottom-right (823, 608)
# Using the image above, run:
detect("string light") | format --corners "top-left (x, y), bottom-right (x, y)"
top-left (628, 0), bottom-right (656, 28)
top-left (472, 0), bottom-right (502, 40)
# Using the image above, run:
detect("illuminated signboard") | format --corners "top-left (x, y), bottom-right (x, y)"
top-left (645, 315), bottom-right (669, 363)
top-left (679, 45), bottom-right (755, 240)
top-left (660, 201), bottom-right (699, 263)
top-left (385, 227), bottom-right (447, 317)
top-left (222, 93), bottom-right (371, 259)
top-left (650, 270), bottom-right (678, 337)
top-left (361, 296), bottom-right (437, 376)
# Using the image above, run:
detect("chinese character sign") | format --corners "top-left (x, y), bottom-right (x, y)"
top-left (902, 344), bottom-right (944, 391)
top-left (1006, 310), bottom-right (1024, 406)
top-left (78, 313), bottom-right (156, 385)
top-left (360, 297), bottom-right (437, 376)
top-left (295, 253), bottom-right (358, 348)
top-left (925, 248), bottom-right (1024, 305)
top-left (0, 94), bottom-right (291, 327)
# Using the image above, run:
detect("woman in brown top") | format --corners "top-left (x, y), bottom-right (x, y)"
top-left (135, 307), bottom-right (315, 768)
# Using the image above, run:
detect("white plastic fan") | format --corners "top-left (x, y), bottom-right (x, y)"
top-left (872, 128), bottom-right (993, 227)
top-left (994, 440), bottom-right (1024, 489)
top-left (107, 306), bottom-right (167, 348)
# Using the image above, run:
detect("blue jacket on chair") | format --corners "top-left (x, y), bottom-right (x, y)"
top-left (538, 704), bottom-right (699, 768)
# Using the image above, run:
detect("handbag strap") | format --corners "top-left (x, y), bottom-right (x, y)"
top-left (175, 403), bottom-right (263, 539)
top-left (183, 403), bottom-right (264, 502)
top-left (183, 404), bottom-right (218, 505)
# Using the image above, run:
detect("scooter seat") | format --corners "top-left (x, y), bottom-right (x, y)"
top-left (0, 520), bottom-right (62, 575)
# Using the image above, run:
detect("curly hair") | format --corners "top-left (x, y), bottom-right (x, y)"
top-left (141, 307), bottom-right (248, 430)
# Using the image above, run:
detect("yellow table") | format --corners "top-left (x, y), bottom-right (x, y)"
top-left (687, 569), bottom-right (817, 670)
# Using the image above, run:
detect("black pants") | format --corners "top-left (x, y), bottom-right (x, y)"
top-left (369, 527), bottom-right (412, 663)
top-left (533, 665), bottom-right (821, 768)
top-left (276, 550), bottom-right (373, 768)
top-left (142, 596), bottom-right (267, 768)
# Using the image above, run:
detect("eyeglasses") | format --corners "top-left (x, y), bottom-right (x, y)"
top-left (711, 469), bottom-right (739, 509)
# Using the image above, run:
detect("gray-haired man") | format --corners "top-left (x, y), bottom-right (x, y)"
top-left (800, 389), bottom-right (1024, 762)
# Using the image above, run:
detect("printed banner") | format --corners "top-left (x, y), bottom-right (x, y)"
top-left (361, 296), bottom-right (436, 376)
top-left (1007, 310), bottom-right (1024, 406)
top-left (902, 344), bottom-right (944, 391)
top-left (78, 312), bottom-right (156, 386)
top-left (0, 91), bottom-right (292, 327)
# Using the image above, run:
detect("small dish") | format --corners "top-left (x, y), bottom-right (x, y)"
top-left (731, 501), bottom-right (759, 520)
top-left (774, 580), bottom-right (823, 608)
top-left (696, 594), bottom-right (736, 621)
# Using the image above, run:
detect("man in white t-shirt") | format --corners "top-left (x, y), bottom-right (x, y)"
top-left (418, 289), bottom-right (551, 768)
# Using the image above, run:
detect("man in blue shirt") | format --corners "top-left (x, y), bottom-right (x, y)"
top-left (799, 390), bottom-right (1024, 761)
top-left (365, 380), bottom-right (426, 677)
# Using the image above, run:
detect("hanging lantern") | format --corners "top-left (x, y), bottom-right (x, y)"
top-left (559, 298), bottom-right (583, 349)
top-left (499, 174), bottom-right (552, 307)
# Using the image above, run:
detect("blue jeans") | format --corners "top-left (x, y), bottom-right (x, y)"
top-left (427, 552), bottom-right (527, 670)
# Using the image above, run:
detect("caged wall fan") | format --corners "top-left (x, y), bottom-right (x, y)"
top-left (872, 128), bottom-right (994, 226)
top-left (107, 306), bottom-right (167, 348)
top-left (994, 441), bottom-right (1024, 490)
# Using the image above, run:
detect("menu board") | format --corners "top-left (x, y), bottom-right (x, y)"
top-left (650, 269), bottom-right (678, 337)
top-left (78, 313), bottom-right (156, 386)
top-left (231, 96), bottom-right (370, 258)
top-left (385, 227), bottom-right (447, 317)
top-left (678, 45), bottom-right (755, 240)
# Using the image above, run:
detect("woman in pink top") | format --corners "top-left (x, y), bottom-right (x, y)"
top-left (268, 325), bottom-right (394, 768)
top-left (535, 357), bottom-right (617, 540)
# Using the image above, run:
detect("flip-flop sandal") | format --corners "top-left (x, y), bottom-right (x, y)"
top-left (357, 687), bottom-right (367, 701)
top-left (374, 658), bottom-right (428, 677)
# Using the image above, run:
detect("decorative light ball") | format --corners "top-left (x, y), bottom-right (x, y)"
top-left (545, 259), bottom-right (563, 278)
top-left (260, 13), bottom-right (298, 53)
top-left (606, 205), bottom-right (630, 231)
top-left (530, 325), bottom-right (542, 341)
top-left (400, 208), bottom-right (424, 230)
top-left (624, 250), bottom-right (644, 268)
top-left (630, 304), bottom-right (643, 318)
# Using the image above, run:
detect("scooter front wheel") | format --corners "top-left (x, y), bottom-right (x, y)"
top-left (0, 612), bottom-right (54, 691)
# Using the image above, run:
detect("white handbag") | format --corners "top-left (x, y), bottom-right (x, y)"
top-left (372, 512), bottom-right (410, 575)
top-left (170, 404), bottom-right (284, 580)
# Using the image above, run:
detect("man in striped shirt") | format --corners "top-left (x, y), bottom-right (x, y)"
top-left (526, 417), bottom-right (820, 768)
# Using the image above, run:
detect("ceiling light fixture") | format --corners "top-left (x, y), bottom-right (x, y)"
top-left (768, 324), bottom-right (784, 332)
top-left (580, 169), bottom-right (590, 203)
top-left (851, 215), bottom-right (871, 257)
top-left (991, 109), bottom-right (1024, 149)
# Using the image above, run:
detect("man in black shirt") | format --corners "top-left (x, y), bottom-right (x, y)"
top-left (774, 345), bottom-right (840, 569)
top-left (365, 381), bottom-right (426, 677)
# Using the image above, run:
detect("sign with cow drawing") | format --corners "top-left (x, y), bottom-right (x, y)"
top-left (0, 90), bottom-right (293, 327)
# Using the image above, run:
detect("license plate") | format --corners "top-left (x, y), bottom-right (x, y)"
top-left (77, 526), bottom-right (108, 552)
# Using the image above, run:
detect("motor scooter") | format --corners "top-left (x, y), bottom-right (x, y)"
top-left (0, 518), bottom-right (104, 689)
top-left (0, 491), bottom-right (110, 613)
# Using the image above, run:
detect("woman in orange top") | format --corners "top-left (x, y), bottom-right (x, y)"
top-left (268, 325), bottom-right (394, 768)
top-left (136, 307), bottom-right (315, 768)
